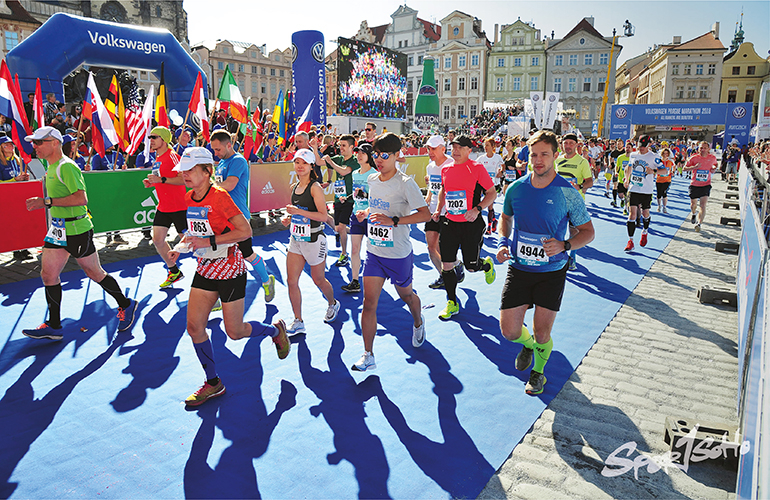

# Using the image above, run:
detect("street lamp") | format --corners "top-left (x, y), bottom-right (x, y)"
top-left (598, 20), bottom-right (634, 138)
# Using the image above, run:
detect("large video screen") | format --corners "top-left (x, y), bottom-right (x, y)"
top-left (337, 37), bottom-right (407, 120)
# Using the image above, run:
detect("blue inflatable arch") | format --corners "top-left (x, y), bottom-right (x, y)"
top-left (6, 12), bottom-right (207, 113)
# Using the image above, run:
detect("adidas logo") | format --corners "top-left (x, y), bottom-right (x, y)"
top-left (261, 181), bottom-right (275, 195)
top-left (141, 192), bottom-right (159, 207)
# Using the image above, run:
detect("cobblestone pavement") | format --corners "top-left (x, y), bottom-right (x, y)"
top-left (479, 178), bottom-right (741, 499)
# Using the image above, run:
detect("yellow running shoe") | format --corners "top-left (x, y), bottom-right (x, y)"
top-left (263, 275), bottom-right (276, 303)
top-left (159, 270), bottom-right (184, 289)
top-left (185, 379), bottom-right (226, 406)
top-left (484, 257), bottom-right (496, 284)
top-left (438, 300), bottom-right (460, 321)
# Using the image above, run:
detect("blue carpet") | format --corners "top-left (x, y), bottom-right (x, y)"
top-left (0, 178), bottom-right (691, 499)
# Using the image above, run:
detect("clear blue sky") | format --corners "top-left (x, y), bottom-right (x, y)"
top-left (186, 0), bottom-right (769, 65)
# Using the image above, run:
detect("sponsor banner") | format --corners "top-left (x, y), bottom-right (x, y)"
top-left (609, 105), bottom-right (632, 141)
top-left (724, 102), bottom-right (752, 148)
top-left (529, 92), bottom-right (543, 130)
top-left (541, 92), bottom-right (560, 131)
top-left (508, 116), bottom-right (528, 138)
top-left (291, 31), bottom-right (326, 129)
top-left (83, 169), bottom-right (161, 232)
top-left (0, 180), bottom-right (47, 253)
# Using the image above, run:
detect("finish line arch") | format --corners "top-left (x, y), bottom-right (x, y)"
top-left (609, 103), bottom-right (753, 148)
top-left (5, 12), bottom-right (206, 113)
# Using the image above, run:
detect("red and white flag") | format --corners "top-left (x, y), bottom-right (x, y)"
top-left (296, 98), bottom-right (314, 134)
top-left (188, 72), bottom-right (209, 143)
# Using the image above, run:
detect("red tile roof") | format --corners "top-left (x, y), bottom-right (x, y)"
top-left (417, 17), bottom-right (441, 42)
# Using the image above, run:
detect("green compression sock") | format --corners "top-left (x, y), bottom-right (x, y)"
top-left (533, 338), bottom-right (553, 374)
top-left (512, 325), bottom-right (535, 350)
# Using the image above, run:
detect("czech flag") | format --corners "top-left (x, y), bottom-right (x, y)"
top-left (296, 98), bottom-right (314, 133)
top-left (0, 60), bottom-right (33, 162)
top-left (82, 72), bottom-right (119, 158)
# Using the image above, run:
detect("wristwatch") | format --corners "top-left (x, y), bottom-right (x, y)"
top-left (474, 205), bottom-right (482, 213)
top-left (391, 216), bottom-right (400, 227)
top-left (161, 176), bottom-right (167, 184)
top-left (44, 196), bottom-right (52, 208)
top-left (563, 240), bottom-right (572, 252)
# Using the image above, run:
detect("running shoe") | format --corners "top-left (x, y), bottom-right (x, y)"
top-left (604, 192), bottom-right (610, 198)
top-left (610, 201), bottom-right (617, 208)
top-left (624, 239), bottom-right (634, 253)
top-left (286, 319), bottom-right (306, 335)
top-left (272, 320), bottom-right (290, 360)
top-left (324, 299), bottom-right (340, 323)
top-left (640, 232), bottom-right (648, 247)
top-left (525, 371), bottom-right (547, 395)
top-left (159, 270), bottom-right (184, 288)
top-left (351, 351), bottom-right (376, 372)
top-left (412, 314), bottom-right (426, 348)
top-left (211, 299), bottom-right (222, 312)
top-left (428, 276), bottom-right (445, 289)
top-left (438, 300), bottom-right (460, 321)
top-left (341, 279), bottom-right (361, 293)
top-left (22, 323), bottom-right (63, 340)
top-left (691, 213), bottom-right (697, 224)
top-left (663, 207), bottom-right (668, 214)
top-left (455, 262), bottom-right (465, 283)
top-left (485, 223), bottom-right (493, 236)
top-left (695, 223), bottom-right (701, 233)
top-left (568, 255), bottom-right (577, 271)
top-left (516, 345), bottom-right (533, 371)
top-left (117, 299), bottom-right (138, 332)
top-left (656, 205), bottom-right (661, 213)
top-left (623, 208), bottom-right (628, 216)
top-left (185, 380), bottom-right (226, 406)
top-left (263, 275), bottom-right (276, 303)
top-left (113, 234), bottom-right (127, 244)
top-left (483, 256), bottom-right (496, 284)
top-left (492, 217), bottom-right (498, 232)
top-left (334, 253), bottom-right (349, 267)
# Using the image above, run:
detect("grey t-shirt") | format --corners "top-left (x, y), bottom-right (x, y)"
top-left (366, 170), bottom-right (427, 259)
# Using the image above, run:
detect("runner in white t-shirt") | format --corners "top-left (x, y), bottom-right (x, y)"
top-left (623, 135), bottom-right (664, 252)
top-left (475, 137), bottom-right (504, 234)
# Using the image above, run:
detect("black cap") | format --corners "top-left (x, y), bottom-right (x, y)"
top-left (563, 133), bottom-right (579, 142)
top-left (638, 135), bottom-right (652, 147)
top-left (450, 135), bottom-right (474, 148)
top-left (353, 143), bottom-right (373, 154)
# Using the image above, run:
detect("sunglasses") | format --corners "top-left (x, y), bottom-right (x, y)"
top-left (148, 135), bottom-right (160, 139)
top-left (372, 152), bottom-right (394, 159)
top-left (365, 128), bottom-right (373, 132)
top-left (32, 139), bottom-right (56, 145)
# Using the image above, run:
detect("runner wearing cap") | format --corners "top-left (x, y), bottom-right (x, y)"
top-left (340, 142), bottom-right (376, 293)
top-left (350, 133), bottom-right (430, 372)
top-left (433, 134), bottom-right (497, 320)
top-left (623, 135), bottom-right (663, 252)
top-left (497, 130), bottom-right (594, 395)
top-left (142, 126), bottom-right (188, 288)
top-left (166, 147), bottom-right (290, 407)
top-left (683, 141), bottom-right (718, 232)
top-left (210, 129), bottom-right (276, 301)
top-left (281, 149), bottom-right (340, 335)
top-left (424, 135), bottom-right (464, 290)
top-left (21, 127), bottom-right (137, 340)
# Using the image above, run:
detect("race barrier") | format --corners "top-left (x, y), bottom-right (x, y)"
top-left (735, 162), bottom-right (769, 500)
top-left (0, 156), bottom-right (430, 252)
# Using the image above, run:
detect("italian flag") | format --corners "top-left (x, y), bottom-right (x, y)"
top-left (216, 65), bottom-right (247, 124)
top-left (32, 78), bottom-right (44, 129)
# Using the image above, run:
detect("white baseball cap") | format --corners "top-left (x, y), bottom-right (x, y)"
top-left (25, 126), bottom-right (63, 143)
top-left (425, 135), bottom-right (446, 148)
top-left (293, 148), bottom-right (315, 164)
top-left (174, 147), bottom-right (214, 171)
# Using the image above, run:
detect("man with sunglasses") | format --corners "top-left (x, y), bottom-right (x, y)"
top-left (433, 135), bottom-right (498, 321)
top-left (317, 134), bottom-right (360, 267)
top-left (359, 122), bottom-right (377, 145)
top-left (142, 126), bottom-right (187, 288)
top-left (22, 127), bottom-right (137, 340)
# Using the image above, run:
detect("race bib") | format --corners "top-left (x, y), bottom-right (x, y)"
top-left (352, 181), bottom-right (369, 211)
top-left (290, 214), bottom-right (311, 242)
top-left (428, 174), bottom-right (442, 194)
top-left (515, 230), bottom-right (549, 266)
top-left (446, 191), bottom-right (467, 215)
top-left (186, 206), bottom-right (214, 237)
top-left (368, 221), bottom-right (394, 247)
top-left (504, 170), bottom-right (516, 182)
top-left (214, 173), bottom-right (224, 184)
top-left (695, 170), bottom-right (709, 182)
top-left (334, 180), bottom-right (346, 198)
top-left (630, 171), bottom-right (644, 188)
top-left (44, 217), bottom-right (67, 246)
top-left (152, 161), bottom-right (161, 178)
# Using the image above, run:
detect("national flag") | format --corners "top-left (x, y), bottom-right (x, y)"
top-left (104, 75), bottom-right (119, 120)
top-left (32, 78), bottom-right (44, 129)
top-left (0, 61), bottom-right (33, 161)
top-left (82, 72), bottom-right (119, 158)
top-left (155, 62), bottom-right (169, 127)
top-left (285, 90), bottom-right (296, 143)
top-left (127, 84), bottom-right (154, 156)
top-left (243, 100), bottom-right (264, 160)
top-left (115, 83), bottom-right (130, 150)
top-left (188, 72), bottom-right (209, 143)
top-left (296, 98), bottom-right (314, 134)
top-left (216, 65), bottom-right (247, 123)
top-left (272, 89), bottom-right (283, 128)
